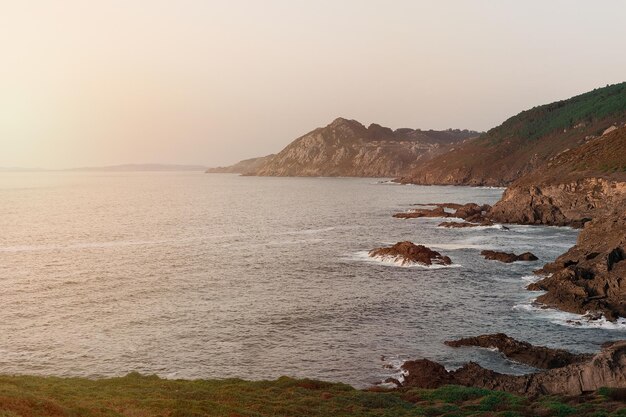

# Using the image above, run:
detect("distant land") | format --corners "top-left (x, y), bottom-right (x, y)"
top-left (208, 82), bottom-right (626, 186)
top-left (0, 164), bottom-right (207, 172)
top-left (205, 155), bottom-right (275, 174)
top-left (206, 119), bottom-right (480, 177)
top-left (66, 163), bottom-right (208, 172)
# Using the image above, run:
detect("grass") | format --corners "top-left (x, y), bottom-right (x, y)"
top-left (0, 373), bottom-right (623, 417)
top-left (482, 82), bottom-right (626, 144)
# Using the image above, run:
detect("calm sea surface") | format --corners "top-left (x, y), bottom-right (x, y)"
top-left (0, 172), bottom-right (623, 387)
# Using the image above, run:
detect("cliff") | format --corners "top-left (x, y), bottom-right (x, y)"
top-left (398, 82), bottom-right (626, 186)
top-left (205, 155), bottom-right (275, 174)
top-left (252, 118), bottom-right (479, 177)
top-left (489, 127), bottom-right (626, 320)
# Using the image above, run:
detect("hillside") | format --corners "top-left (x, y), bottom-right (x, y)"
top-left (205, 155), bottom-right (275, 174)
top-left (0, 373), bottom-right (624, 417)
top-left (251, 118), bottom-right (479, 177)
top-left (488, 126), bottom-right (626, 321)
top-left (398, 82), bottom-right (626, 186)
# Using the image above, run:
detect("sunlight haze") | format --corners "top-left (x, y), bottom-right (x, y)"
top-left (1, 0), bottom-right (625, 169)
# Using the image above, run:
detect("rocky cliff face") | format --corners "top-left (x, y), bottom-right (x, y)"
top-left (398, 82), bottom-right (626, 186)
top-left (490, 127), bottom-right (626, 226)
top-left (402, 335), bottom-right (626, 397)
top-left (252, 118), bottom-right (479, 177)
top-left (205, 155), bottom-right (275, 174)
top-left (488, 127), bottom-right (626, 320)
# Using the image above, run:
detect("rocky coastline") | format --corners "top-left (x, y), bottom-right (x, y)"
top-left (397, 334), bottom-right (626, 397)
top-left (385, 127), bottom-right (626, 396)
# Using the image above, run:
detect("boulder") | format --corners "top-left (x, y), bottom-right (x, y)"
top-left (369, 241), bottom-right (452, 266)
top-left (481, 250), bottom-right (538, 263)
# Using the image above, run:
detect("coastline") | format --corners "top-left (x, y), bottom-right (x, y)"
top-left (0, 372), bottom-right (624, 416)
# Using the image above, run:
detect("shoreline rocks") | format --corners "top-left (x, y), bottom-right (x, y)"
top-left (394, 202), bottom-right (492, 222)
top-left (481, 250), bottom-right (538, 263)
top-left (398, 335), bottom-right (626, 397)
top-left (368, 241), bottom-right (452, 266)
top-left (527, 211), bottom-right (626, 321)
top-left (444, 333), bottom-right (591, 369)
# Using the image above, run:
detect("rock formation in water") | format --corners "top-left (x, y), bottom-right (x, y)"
top-left (489, 126), bottom-right (626, 321)
top-left (250, 118), bottom-right (479, 177)
top-left (480, 250), bottom-right (538, 263)
top-left (368, 241), bottom-right (452, 266)
top-left (400, 335), bottom-right (626, 397)
top-left (397, 82), bottom-right (626, 186)
top-left (205, 155), bottom-right (275, 174)
top-left (444, 333), bottom-right (591, 369)
top-left (393, 202), bottom-right (492, 222)
top-left (438, 220), bottom-right (495, 228)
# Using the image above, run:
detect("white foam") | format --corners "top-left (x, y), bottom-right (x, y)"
top-left (513, 300), bottom-right (626, 330)
top-left (521, 275), bottom-right (542, 284)
top-left (377, 357), bottom-right (408, 387)
top-left (437, 223), bottom-right (509, 231)
top-left (352, 251), bottom-right (460, 269)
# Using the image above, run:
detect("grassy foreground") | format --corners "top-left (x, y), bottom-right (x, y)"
top-left (0, 373), bottom-right (624, 417)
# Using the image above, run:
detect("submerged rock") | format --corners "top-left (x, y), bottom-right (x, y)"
top-left (368, 241), bottom-right (452, 266)
top-left (393, 206), bottom-right (451, 219)
top-left (438, 220), bottom-right (495, 228)
top-left (481, 250), bottom-right (538, 263)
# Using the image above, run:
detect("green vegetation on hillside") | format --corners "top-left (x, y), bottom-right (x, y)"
top-left (0, 373), bottom-right (624, 417)
top-left (483, 82), bottom-right (626, 144)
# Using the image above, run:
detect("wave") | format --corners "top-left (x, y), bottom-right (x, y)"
top-left (437, 223), bottom-right (510, 231)
top-left (351, 251), bottom-right (461, 269)
top-left (521, 274), bottom-right (542, 284)
top-left (513, 300), bottom-right (626, 330)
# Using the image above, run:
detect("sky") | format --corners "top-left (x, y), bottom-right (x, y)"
top-left (1, 0), bottom-right (626, 169)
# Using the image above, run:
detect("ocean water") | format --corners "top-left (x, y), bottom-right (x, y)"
top-left (0, 172), bottom-right (622, 387)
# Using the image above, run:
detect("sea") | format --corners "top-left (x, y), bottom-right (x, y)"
top-left (0, 172), bottom-right (623, 388)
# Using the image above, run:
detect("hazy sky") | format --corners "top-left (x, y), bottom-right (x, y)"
top-left (2, 0), bottom-right (626, 169)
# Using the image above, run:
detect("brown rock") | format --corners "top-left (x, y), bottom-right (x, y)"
top-left (369, 241), bottom-right (452, 266)
top-left (445, 333), bottom-right (591, 369)
top-left (530, 210), bottom-right (626, 321)
top-left (400, 336), bottom-right (626, 397)
top-left (481, 250), bottom-right (538, 263)
top-left (400, 359), bottom-right (455, 389)
top-left (393, 206), bottom-right (451, 219)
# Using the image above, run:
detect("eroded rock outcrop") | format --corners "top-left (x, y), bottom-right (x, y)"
top-left (394, 202), bottom-right (492, 222)
top-left (368, 241), bottom-right (452, 266)
top-left (400, 336), bottom-right (626, 397)
top-left (481, 127), bottom-right (626, 321)
top-left (481, 250), bottom-right (538, 263)
top-left (528, 211), bottom-right (626, 321)
top-left (445, 333), bottom-right (591, 369)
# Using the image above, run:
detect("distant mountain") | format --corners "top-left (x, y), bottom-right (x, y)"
top-left (398, 82), bottom-right (626, 186)
top-left (205, 155), bottom-right (275, 174)
top-left (245, 118), bottom-right (479, 177)
top-left (67, 164), bottom-right (207, 172)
